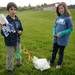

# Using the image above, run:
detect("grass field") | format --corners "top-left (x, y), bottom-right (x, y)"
top-left (0, 9), bottom-right (75, 75)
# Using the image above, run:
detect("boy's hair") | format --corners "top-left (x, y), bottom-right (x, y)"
top-left (7, 2), bottom-right (17, 11)
top-left (56, 2), bottom-right (71, 16)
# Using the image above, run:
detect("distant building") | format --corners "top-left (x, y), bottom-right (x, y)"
top-left (42, 2), bottom-right (60, 11)
top-left (34, 2), bottom-right (60, 11)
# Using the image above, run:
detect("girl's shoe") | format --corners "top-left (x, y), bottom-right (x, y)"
top-left (56, 65), bottom-right (62, 69)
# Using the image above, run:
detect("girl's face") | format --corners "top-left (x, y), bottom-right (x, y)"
top-left (58, 5), bottom-right (65, 15)
top-left (8, 6), bottom-right (17, 17)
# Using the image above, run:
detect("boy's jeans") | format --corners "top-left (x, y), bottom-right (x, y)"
top-left (6, 42), bottom-right (21, 70)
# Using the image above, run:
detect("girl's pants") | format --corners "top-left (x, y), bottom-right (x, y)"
top-left (50, 43), bottom-right (65, 65)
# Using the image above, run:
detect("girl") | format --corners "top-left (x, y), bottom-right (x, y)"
top-left (50, 2), bottom-right (73, 69)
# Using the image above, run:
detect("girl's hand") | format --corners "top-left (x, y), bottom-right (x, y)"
top-left (56, 33), bottom-right (60, 38)
top-left (54, 33), bottom-right (60, 39)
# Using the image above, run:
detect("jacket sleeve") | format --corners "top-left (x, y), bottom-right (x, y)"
top-left (1, 29), bottom-right (4, 36)
top-left (1, 24), bottom-right (6, 36)
top-left (53, 26), bottom-right (56, 36)
top-left (52, 18), bottom-right (57, 36)
top-left (58, 17), bottom-right (73, 37)
top-left (19, 20), bottom-right (23, 31)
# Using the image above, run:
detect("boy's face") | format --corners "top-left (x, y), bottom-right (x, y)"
top-left (8, 6), bottom-right (17, 17)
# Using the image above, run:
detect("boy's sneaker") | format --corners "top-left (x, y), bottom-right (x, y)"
top-left (7, 70), bottom-right (14, 75)
top-left (16, 59), bottom-right (22, 67)
top-left (56, 65), bottom-right (62, 69)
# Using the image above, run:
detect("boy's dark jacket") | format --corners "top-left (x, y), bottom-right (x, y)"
top-left (1, 15), bottom-right (23, 46)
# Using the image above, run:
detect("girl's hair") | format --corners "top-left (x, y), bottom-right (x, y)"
top-left (7, 2), bottom-right (17, 11)
top-left (56, 2), bottom-right (71, 16)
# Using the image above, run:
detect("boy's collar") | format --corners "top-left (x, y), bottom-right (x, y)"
top-left (7, 15), bottom-right (18, 21)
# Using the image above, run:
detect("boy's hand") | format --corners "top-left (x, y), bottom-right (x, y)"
top-left (0, 22), bottom-right (3, 26)
top-left (18, 31), bottom-right (22, 35)
top-left (0, 23), bottom-right (3, 29)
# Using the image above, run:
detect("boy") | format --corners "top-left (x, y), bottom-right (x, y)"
top-left (0, 2), bottom-right (23, 72)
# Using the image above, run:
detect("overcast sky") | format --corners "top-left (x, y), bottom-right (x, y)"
top-left (0, 0), bottom-right (75, 7)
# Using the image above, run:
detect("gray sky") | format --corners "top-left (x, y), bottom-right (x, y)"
top-left (0, 0), bottom-right (75, 7)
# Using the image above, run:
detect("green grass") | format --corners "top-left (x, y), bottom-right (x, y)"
top-left (0, 9), bottom-right (75, 75)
